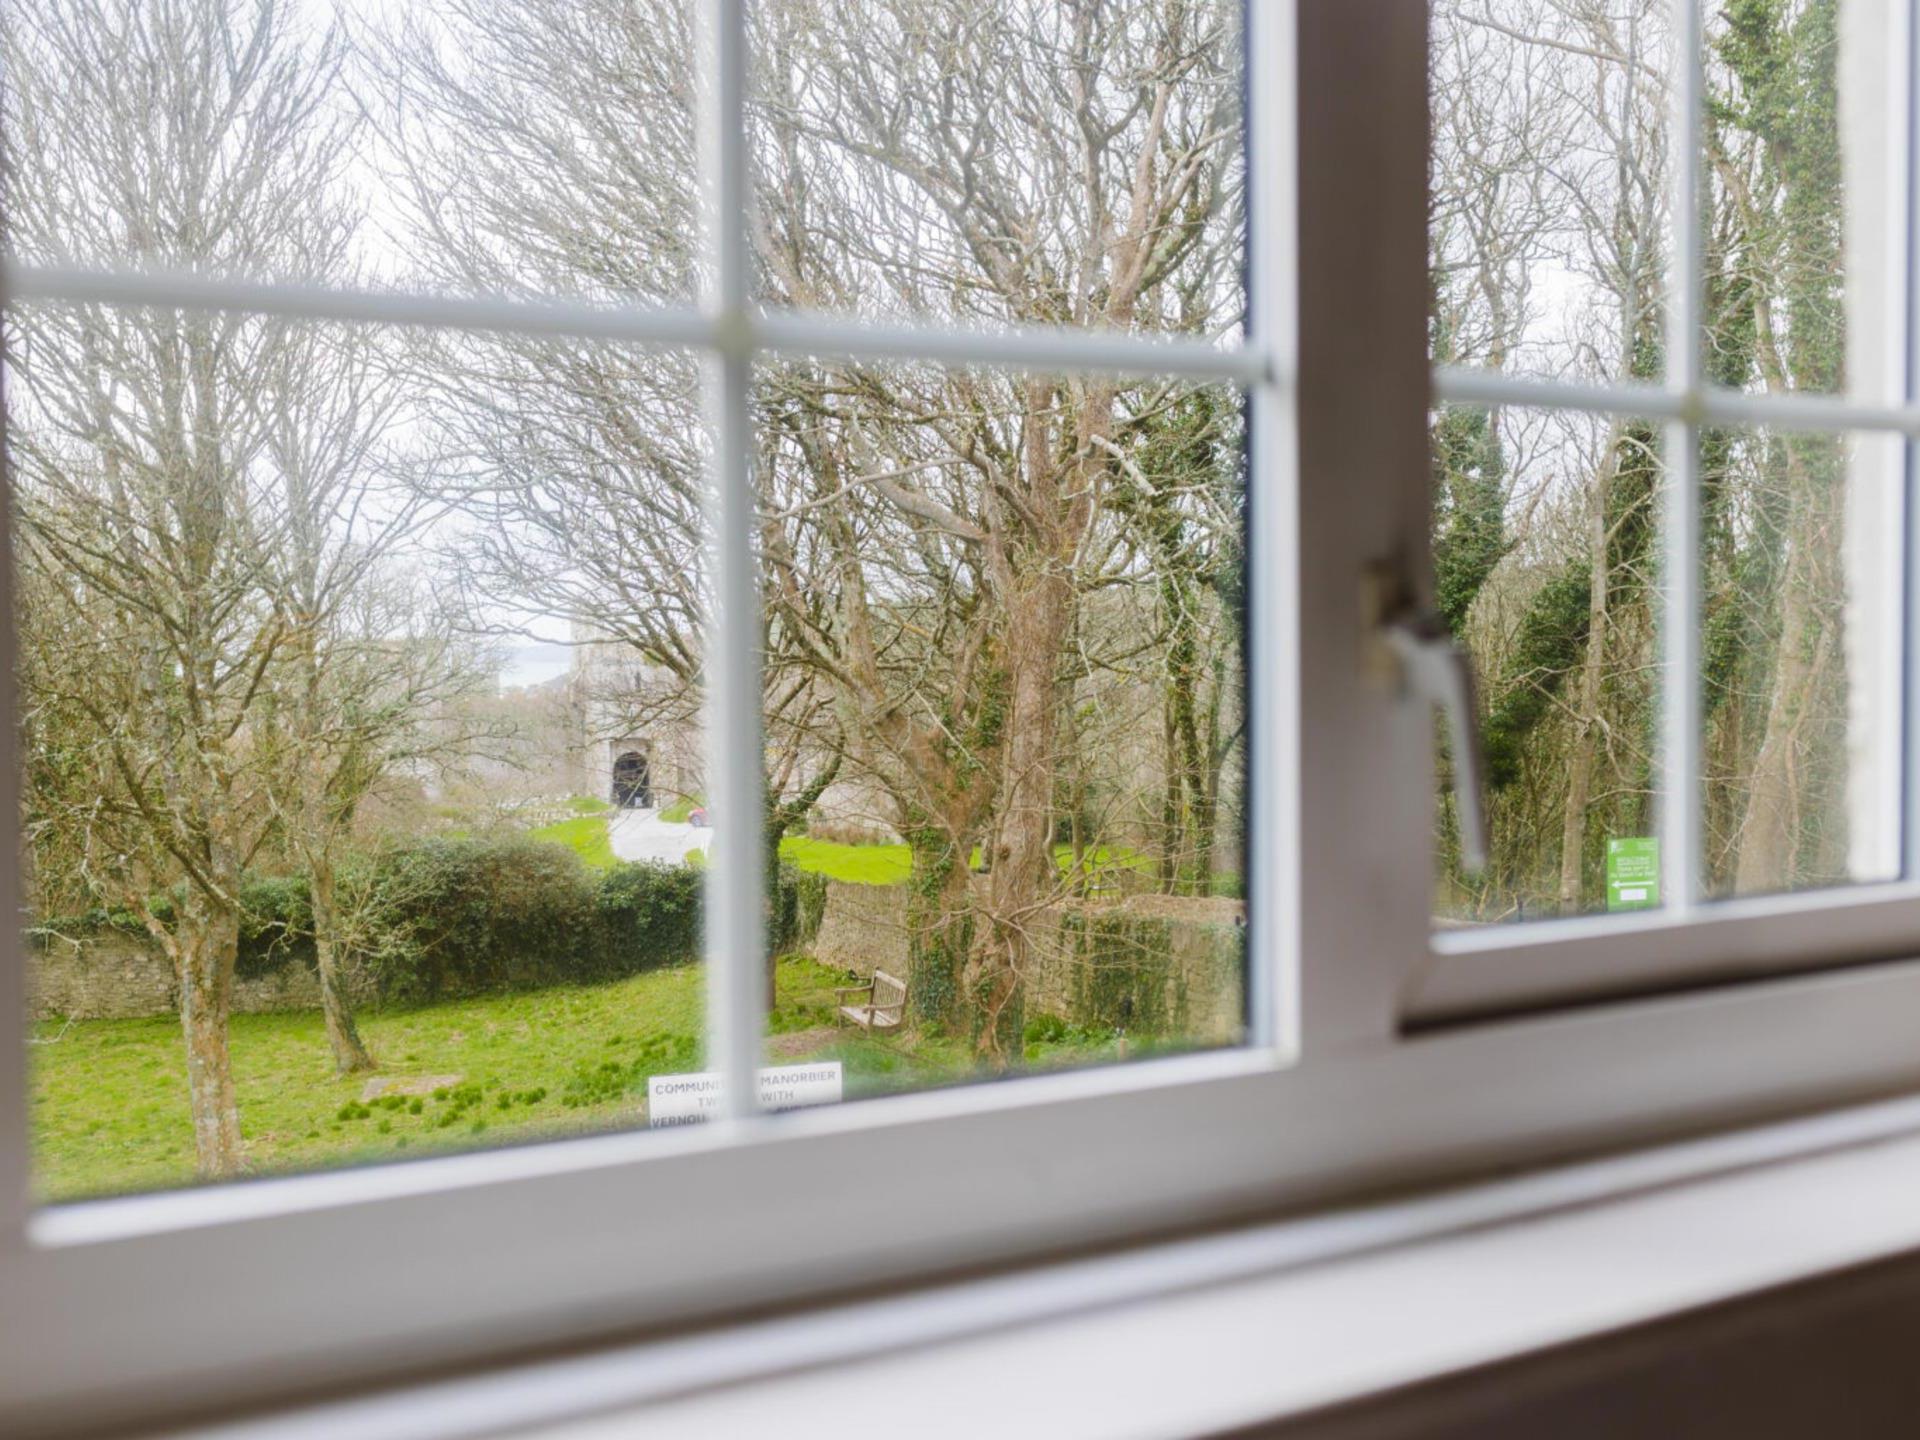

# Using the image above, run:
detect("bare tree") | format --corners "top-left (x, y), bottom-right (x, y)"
top-left (362, 0), bottom-right (1245, 1058)
top-left (754, 0), bottom-right (1244, 1056)
top-left (251, 325), bottom-right (497, 1072)
top-left (360, 1), bottom-right (844, 891)
top-left (1432, 0), bottom-right (1671, 917)
top-left (6, 0), bottom-right (371, 1173)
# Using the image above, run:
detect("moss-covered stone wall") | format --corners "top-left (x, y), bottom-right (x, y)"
top-left (812, 883), bottom-right (1243, 1043)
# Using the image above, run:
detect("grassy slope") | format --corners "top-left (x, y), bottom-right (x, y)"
top-left (526, 806), bottom-right (1161, 891)
top-left (30, 958), bottom-right (1133, 1203)
top-left (529, 813), bottom-right (616, 869)
top-left (777, 835), bottom-right (913, 884)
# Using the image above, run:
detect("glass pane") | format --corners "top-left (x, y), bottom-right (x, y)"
top-left (1, 0), bottom-right (697, 303)
top-left (1702, 0), bottom-right (1895, 401)
top-left (1431, 406), bottom-right (1667, 926)
top-left (1702, 426), bottom-right (1901, 897)
top-left (15, 303), bottom-right (710, 1200)
top-left (1429, 0), bottom-right (1671, 385)
top-left (748, 0), bottom-right (1246, 338)
top-left (753, 363), bottom-right (1248, 1101)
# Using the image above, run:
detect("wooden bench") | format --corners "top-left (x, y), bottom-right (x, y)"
top-left (835, 969), bottom-right (908, 1033)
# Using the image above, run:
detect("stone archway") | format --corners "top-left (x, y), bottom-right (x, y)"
top-left (612, 750), bottom-right (652, 808)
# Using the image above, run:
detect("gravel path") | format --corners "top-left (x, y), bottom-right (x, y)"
top-left (607, 808), bottom-right (708, 865)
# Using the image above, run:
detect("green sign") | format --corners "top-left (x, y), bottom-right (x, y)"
top-left (1606, 837), bottom-right (1660, 912)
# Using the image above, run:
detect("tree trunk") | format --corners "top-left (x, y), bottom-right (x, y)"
top-left (905, 826), bottom-right (974, 1031)
top-left (1193, 651), bottom-right (1228, 893)
top-left (967, 568), bottom-right (1070, 1063)
top-left (1733, 426), bottom-right (1846, 894)
top-left (1559, 441), bottom-right (1614, 916)
top-left (175, 902), bottom-right (244, 1179)
top-left (762, 754), bottom-right (840, 1011)
top-left (1733, 455), bottom-right (1834, 894)
top-left (1171, 635), bottom-right (1208, 898)
top-left (1158, 695), bottom-right (1181, 893)
top-left (764, 813), bottom-right (786, 1013)
top-left (309, 859), bottom-right (375, 1074)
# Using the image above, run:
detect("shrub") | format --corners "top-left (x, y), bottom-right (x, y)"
top-left (594, 861), bottom-right (701, 972)
top-left (769, 862), bottom-right (829, 954)
top-left (236, 874), bottom-right (315, 980)
top-left (1023, 1012), bottom-right (1070, 1045)
top-left (803, 818), bottom-right (894, 847)
top-left (367, 840), bottom-right (735, 999)
top-left (34, 832), bottom-right (838, 1007)
top-left (365, 837), bottom-right (601, 1001)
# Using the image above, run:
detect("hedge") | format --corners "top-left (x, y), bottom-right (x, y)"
top-left (37, 837), bottom-right (831, 1005)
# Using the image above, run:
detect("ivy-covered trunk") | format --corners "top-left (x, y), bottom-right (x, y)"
top-left (762, 756), bottom-right (841, 1007)
top-left (967, 565), bottom-right (1071, 1064)
top-left (1158, 695), bottom-right (1182, 892)
top-left (905, 826), bottom-right (974, 1031)
top-left (1558, 433), bottom-right (1617, 915)
top-left (1715, 0), bottom-right (1847, 890)
top-left (1733, 436), bottom-right (1842, 890)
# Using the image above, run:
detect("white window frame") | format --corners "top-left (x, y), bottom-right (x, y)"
top-left (6, 3), bottom-right (1920, 1434)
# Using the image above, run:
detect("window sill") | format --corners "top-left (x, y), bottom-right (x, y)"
top-left (178, 1090), bottom-right (1920, 1440)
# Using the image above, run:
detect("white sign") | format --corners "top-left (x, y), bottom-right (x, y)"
top-left (646, 1062), bottom-right (844, 1127)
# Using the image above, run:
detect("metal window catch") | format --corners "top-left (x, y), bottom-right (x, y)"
top-left (1367, 564), bottom-right (1490, 873)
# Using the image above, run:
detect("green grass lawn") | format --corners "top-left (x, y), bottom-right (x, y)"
top-left (529, 813), bottom-right (616, 869)
top-left (658, 794), bottom-right (701, 823)
top-left (524, 815), bottom-right (909, 883)
top-left (30, 958), bottom-right (1133, 1203)
top-left (526, 807), bottom-right (1171, 892)
top-left (777, 835), bottom-right (913, 884)
top-left (775, 836), bottom-right (1156, 887)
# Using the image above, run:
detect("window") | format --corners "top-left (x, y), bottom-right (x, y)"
top-left (4, 3), bottom-right (1920, 1434)
top-left (1415, 0), bottom-right (1920, 1021)
top-left (11, 0), bottom-right (1252, 1206)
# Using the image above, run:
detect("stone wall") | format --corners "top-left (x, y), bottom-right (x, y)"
top-left (1040, 895), bottom-right (1245, 1046)
top-left (26, 932), bottom-right (349, 1022)
top-left (809, 881), bottom-right (1244, 1043)
top-left (32, 883), bottom-right (1245, 1041)
top-left (811, 880), bottom-right (910, 976)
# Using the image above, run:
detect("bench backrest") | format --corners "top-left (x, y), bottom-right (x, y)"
top-left (871, 970), bottom-right (908, 1012)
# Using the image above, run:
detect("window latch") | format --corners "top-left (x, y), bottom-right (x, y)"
top-left (1369, 567), bottom-right (1489, 873)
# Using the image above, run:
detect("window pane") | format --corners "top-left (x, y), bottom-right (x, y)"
top-left (753, 363), bottom-right (1249, 1098)
top-left (1701, 425), bottom-right (1901, 898)
top-left (1702, 0), bottom-right (1894, 401)
top-left (2, 0), bottom-right (698, 304)
top-left (1431, 406), bottom-right (1667, 926)
top-left (1429, 0), bottom-right (1671, 385)
top-left (14, 304), bottom-right (711, 1200)
top-left (748, 0), bottom-right (1246, 339)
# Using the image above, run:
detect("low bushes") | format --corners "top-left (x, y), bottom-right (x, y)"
top-left (38, 837), bottom-right (832, 1006)
top-left (372, 837), bottom-right (613, 1000)
top-left (593, 854), bottom-right (704, 975)
top-left (237, 874), bottom-right (316, 979)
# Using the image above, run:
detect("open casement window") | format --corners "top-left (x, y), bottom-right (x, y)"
top-left (1411, 0), bottom-right (1920, 1024)
top-left (3, 4), bottom-right (1920, 1436)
